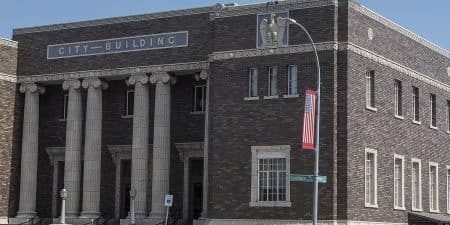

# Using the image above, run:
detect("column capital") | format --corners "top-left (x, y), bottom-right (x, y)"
top-left (195, 70), bottom-right (209, 81)
top-left (150, 72), bottom-right (176, 85)
top-left (19, 82), bottom-right (45, 94)
top-left (127, 74), bottom-right (149, 86)
top-left (82, 77), bottom-right (108, 90)
top-left (62, 79), bottom-right (81, 91)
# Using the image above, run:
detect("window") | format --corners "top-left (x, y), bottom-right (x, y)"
top-left (62, 94), bottom-right (68, 120)
top-left (412, 159), bottom-right (422, 211)
top-left (429, 162), bottom-right (439, 212)
top-left (365, 148), bottom-right (378, 207)
top-left (412, 86), bottom-right (420, 123)
top-left (394, 155), bottom-right (405, 209)
top-left (268, 66), bottom-right (278, 97)
top-left (394, 80), bottom-right (403, 117)
top-left (447, 100), bottom-right (450, 132)
top-left (287, 65), bottom-right (298, 95)
top-left (125, 90), bottom-right (134, 116)
top-left (430, 94), bottom-right (437, 128)
top-left (249, 68), bottom-right (258, 98)
top-left (447, 166), bottom-right (450, 214)
top-left (250, 145), bottom-right (291, 207)
top-left (366, 70), bottom-right (376, 110)
top-left (193, 85), bottom-right (207, 112)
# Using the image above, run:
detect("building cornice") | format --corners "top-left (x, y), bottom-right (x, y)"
top-left (0, 37), bottom-right (18, 48)
top-left (0, 72), bottom-right (17, 83)
top-left (349, 1), bottom-right (449, 58)
top-left (13, 6), bottom-right (216, 35)
top-left (13, 43), bottom-right (448, 94)
top-left (210, 41), bottom-right (338, 61)
top-left (16, 61), bottom-right (208, 83)
top-left (340, 42), bottom-right (450, 93)
top-left (212, 0), bottom-right (337, 19)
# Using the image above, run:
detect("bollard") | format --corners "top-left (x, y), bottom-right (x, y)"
top-left (60, 189), bottom-right (68, 224)
top-left (130, 187), bottom-right (137, 225)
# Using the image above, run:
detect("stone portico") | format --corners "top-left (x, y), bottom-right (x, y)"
top-left (14, 63), bottom-right (209, 225)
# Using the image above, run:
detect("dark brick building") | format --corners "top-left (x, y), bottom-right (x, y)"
top-left (1, 0), bottom-right (449, 225)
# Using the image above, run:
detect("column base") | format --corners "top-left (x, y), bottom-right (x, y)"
top-left (15, 211), bottom-right (37, 219)
top-left (79, 212), bottom-right (101, 219)
top-left (127, 211), bottom-right (148, 219)
top-left (65, 212), bottom-right (80, 218)
top-left (148, 212), bottom-right (164, 220)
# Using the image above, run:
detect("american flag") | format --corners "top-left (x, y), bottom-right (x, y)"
top-left (302, 90), bottom-right (317, 150)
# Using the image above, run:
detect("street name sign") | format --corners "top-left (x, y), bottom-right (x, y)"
top-left (290, 174), bottom-right (327, 183)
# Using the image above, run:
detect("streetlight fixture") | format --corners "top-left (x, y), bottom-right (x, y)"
top-left (281, 17), bottom-right (321, 225)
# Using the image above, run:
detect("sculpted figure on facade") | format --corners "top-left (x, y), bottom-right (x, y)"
top-left (259, 13), bottom-right (287, 47)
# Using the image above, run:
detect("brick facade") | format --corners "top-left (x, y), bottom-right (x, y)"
top-left (1, 0), bottom-right (448, 224)
top-left (0, 40), bottom-right (19, 220)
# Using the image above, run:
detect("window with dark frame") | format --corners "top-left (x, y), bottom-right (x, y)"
top-left (126, 90), bottom-right (134, 116)
top-left (62, 94), bottom-right (68, 120)
top-left (258, 158), bottom-right (286, 202)
top-left (447, 100), bottom-right (450, 132)
top-left (412, 161), bottom-right (421, 210)
top-left (268, 66), bottom-right (278, 96)
top-left (366, 70), bottom-right (376, 109)
top-left (429, 164), bottom-right (438, 211)
top-left (394, 80), bottom-right (403, 117)
top-left (249, 68), bottom-right (258, 97)
top-left (430, 94), bottom-right (437, 128)
top-left (287, 65), bottom-right (298, 95)
top-left (193, 85), bottom-right (206, 112)
top-left (412, 86), bottom-right (420, 122)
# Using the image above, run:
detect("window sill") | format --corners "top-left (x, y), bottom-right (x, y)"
top-left (394, 115), bottom-right (404, 120)
top-left (121, 115), bottom-right (133, 119)
top-left (244, 96), bottom-right (260, 101)
top-left (412, 208), bottom-right (423, 212)
top-left (429, 125), bottom-right (438, 130)
top-left (263, 96), bottom-right (279, 100)
top-left (366, 106), bottom-right (378, 112)
top-left (249, 201), bottom-right (291, 207)
top-left (283, 94), bottom-right (299, 99)
top-left (365, 204), bottom-right (378, 209)
top-left (446, 131), bottom-right (450, 134)
top-left (190, 111), bottom-right (205, 115)
top-left (430, 209), bottom-right (440, 213)
top-left (412, 120), bottom-right (421, 125)
top-left (58, 119), bottom-right (66, 122)
top-left (394, 206), bottom-right (406, 211)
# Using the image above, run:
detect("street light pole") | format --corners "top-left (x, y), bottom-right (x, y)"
top-left (282, 17), bottom-right (321, 225)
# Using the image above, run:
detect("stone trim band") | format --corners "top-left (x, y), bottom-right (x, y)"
top-left (13, 7), bottom-right (216, 35)
top-left (204, 219), bottom-right (408, 225)
top-left (13, 43), bottom-right (450, 93)
top-left (340, 42), bottom-right (450, 93)
top-left (0, 37), bottom-right (18, 48)
top-left (0, 72), bottom-right (17, 83)
top-left (17, 61), bottom-right (209, 83)
top-left (348, 1), bottom-right (449, 58)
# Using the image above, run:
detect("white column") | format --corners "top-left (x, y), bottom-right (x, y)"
top-left (199, 70), bottom-right (209, 218)
top-left (149, 72), bottom-right (175, 219)
top-left (17, 83), bottom-right (45, 218)
top-left (80, 78), bottom-right (107, 218)
top-left (127, 74), bottom-right (150, 217)
top-left (62, 79), bottom-right (83, 218)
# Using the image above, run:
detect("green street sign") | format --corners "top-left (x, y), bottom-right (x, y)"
top-left (290, 174), bottom-right (327, 183)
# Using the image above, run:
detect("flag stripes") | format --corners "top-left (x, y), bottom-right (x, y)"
top-left (302, 90), bottom-right (317, 150)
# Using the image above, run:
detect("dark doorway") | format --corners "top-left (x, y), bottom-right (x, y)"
top-left (56, 161), bottom-right (65, 217)
top-left (188, 158), bottom-right (203, 224)
top-left (119, 159), bottom-right (131, 219)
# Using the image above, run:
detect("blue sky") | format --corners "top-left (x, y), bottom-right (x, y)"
top-left (0, 0), bottom-right (448, 51)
